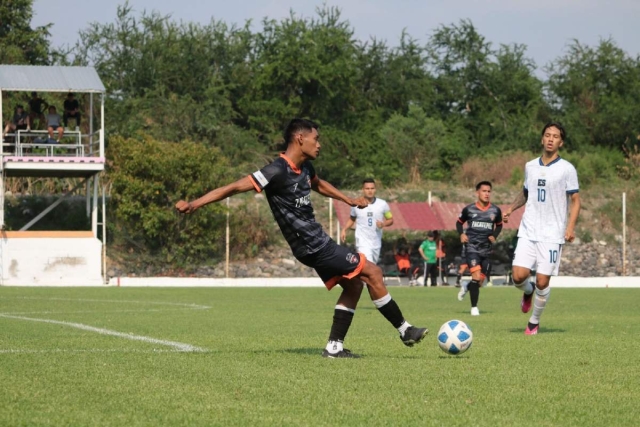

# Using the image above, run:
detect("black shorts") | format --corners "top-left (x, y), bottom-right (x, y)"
top-left (297, 239), bottom-right (365, 290)
top-left (466, 251), bottom-right (491, 277)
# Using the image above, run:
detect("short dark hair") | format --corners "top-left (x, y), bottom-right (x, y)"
top-left (283, 118), bottom-right (319, 145)
top-left (363, 178), bottom-right (376, 186)
top-left (67, 92), bottom-right (75, 97)
top-left (476, 181), bottom-right (492, 190)
top-left (31, 91), bottom-right (37, 96)
top-left (542, 122), bottom-right (566, 140)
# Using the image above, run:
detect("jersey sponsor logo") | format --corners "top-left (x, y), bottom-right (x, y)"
top-left (538, 179), bottom-right (546, 186)
top-left (294, 194), bottom-right (311, 208)
top-left (471, 221), bottom-right (493, 229)
top-left (346, 253), bottom-right (359, 264)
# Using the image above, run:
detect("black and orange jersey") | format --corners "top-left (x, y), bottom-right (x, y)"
top-left (249, 154), bottom-right (329, 258)
top-left (457, 202), bottom-right (503, 256)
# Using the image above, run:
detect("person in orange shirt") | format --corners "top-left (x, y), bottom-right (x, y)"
top-left (393, 243), bottom-right (421, 286)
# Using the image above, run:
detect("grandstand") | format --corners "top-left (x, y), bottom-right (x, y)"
top-left (0, 65), bottom-right (106, 285)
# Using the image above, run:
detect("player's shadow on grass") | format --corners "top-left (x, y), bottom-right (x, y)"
top-left (508, 327), bottom-right (566, 334)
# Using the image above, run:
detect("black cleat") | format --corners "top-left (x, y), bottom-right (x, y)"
top-left (401, 326), bottom-right (429, 347)
top-left (321, 348), bottom-right (360, 358)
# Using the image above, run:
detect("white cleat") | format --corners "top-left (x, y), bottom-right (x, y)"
top-left (470, 307), bottom-right (480, 316)
top-left (457, 287), bottom-right (467, 301)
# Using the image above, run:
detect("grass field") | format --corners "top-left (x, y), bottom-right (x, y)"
top-left (1, 286), bottom-right (638, 426)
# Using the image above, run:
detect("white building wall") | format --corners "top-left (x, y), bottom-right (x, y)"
top-left (1, 231), bottom-right (103, 286)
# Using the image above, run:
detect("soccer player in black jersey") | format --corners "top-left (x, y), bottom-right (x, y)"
top-left (455, 181), bottom-right (503, 316)
top-left (176, 118), bottom-right (428, 358)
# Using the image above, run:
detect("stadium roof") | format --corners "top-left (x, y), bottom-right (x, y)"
top-left (0, 65), bottom-right (105, 93)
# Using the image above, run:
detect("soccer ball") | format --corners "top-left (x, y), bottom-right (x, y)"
top-left (437, 320), bottom-right (473, 355)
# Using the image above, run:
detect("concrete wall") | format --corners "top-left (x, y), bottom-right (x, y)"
top-left (1, 231), bottom-right (103, 286)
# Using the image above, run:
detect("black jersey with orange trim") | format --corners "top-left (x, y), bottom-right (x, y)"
top-left (249, 154), bottom-right (329, 258)
top-left (457, 202), bottom-right (503, 256)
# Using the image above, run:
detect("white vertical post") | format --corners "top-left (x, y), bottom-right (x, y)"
top-left (225, 197), bottom-right (230, 278)
top-left (102, 182), bottom-right (107, 284)
top-left (622, 192), bottom-right (626, 276)
top-left (329, 198), bottom-right (333, 239)
top-left (86, 179), bottom-right (91, 217)
top-left (428, 191), bottom-right (432, 206)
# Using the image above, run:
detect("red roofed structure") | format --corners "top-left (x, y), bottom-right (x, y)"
top-left (335, 201), bottom-right (523, 231)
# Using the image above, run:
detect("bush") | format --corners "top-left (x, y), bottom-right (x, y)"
top-left (108, 135), bottom-right (260, 266)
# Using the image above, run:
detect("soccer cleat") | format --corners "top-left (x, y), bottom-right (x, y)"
top-left (401, 326), bottom-right (429, 347)
top-left (486, 281), bottom-right (493, 287)
top-left (470, 307), bottom-right (480, 316)
top-left (322, 348), bottom-right (360, 358)
top-left (457, 287), bottom-right (467, 301)
top-left (524, 322), bottom-right (539, 335)
top-left (521, 290), bottom-right (534, 313)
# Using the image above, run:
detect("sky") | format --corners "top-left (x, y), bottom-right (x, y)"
top-left (32, 0), bottom-right (640, 77)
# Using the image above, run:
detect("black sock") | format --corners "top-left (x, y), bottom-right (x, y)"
top-left (377, 299), bottom-right (405, 329)
top-left (456, 274), bottom-right (462, 284)
top-left (468, 280), bottom-right (480, 307)
top-left (328, 308), bottom-right (354, 343)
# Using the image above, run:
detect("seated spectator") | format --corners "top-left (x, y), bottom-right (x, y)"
top-left (28, 91), bottom-right (48, 129)
top-left (3, 105), bottom-right (30, 139)
top-left (63, 92), bottom-right (81, 129)
top-left (393, 244), bottom-right (421, 286)
top-left (46, 106), bottom-right (64, 142)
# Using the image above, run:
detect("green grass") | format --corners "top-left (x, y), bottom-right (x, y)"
top-left (0, 286), bottom-right (638, 426)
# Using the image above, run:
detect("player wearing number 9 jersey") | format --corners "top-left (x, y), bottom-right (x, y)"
top-left (503, 122), bottom-right (581, 335)
top-left (340, 178), bottom-right (393, 264)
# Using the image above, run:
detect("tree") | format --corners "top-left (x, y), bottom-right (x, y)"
top-left (546, 39), bottom-right (640, 150)
top-left (0, 0), bottom-right (52, 64)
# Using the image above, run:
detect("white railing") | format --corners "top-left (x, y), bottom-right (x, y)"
top-left (1, 129), bottom-right (104, 158)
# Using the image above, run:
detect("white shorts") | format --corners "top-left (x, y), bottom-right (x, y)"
top-left (513, 239), bottom-right (563, 276)
top-left (358, 246), bottom-right (381, 265)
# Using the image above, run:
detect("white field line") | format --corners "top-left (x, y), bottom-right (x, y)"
top-left (0, 314), bottom-right (208, 353)
top-left (0, 348), bottom-right (201, 355)
top-left (2, 308), bottom-right (203, 315)
top-left (1, 297), bottom-right (211, 310)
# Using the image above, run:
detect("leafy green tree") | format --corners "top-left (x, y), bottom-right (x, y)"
top-left (546, 39), bottom-right (640, 150)
top-left (0, 0), bottom-right (52, 64)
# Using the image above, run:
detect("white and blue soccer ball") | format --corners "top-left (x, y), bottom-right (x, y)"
top-left (437, 320), bottom-right (473, 355)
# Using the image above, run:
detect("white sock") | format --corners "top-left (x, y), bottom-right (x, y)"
top-left (372, 293), bottom-right (391, 308)
top-left (397, 320), bottom-right (412, 336)
top-left (529, 287), bottom-right (551, 325)
top-left (515, 280), bottom-right (534, 295)
top-left (462, 281), bottom-right (469, 291)
top-left (325, 340), bottom-right (344, 354)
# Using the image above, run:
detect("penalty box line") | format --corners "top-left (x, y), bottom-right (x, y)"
top-left (0, 313), bottom-right (208, 353)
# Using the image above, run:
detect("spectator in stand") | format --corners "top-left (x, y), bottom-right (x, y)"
top-left (419, 231), bottom-right (438, 286)
top-left (3, 105), bottom-right (30, 139)
top-left (393, 243), bottom-right (421, 286)
top-left (28, 92), bottom-right (48, 129)
top-left (63, 92), bottom-right (81, 129)
top-left (46, 106), bottom-right (64, 142)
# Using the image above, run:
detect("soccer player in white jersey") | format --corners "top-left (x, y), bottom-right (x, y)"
top-left (503, 122), bottom-right (581, 335)
top-left (340, 178), bottom-right (393, 264)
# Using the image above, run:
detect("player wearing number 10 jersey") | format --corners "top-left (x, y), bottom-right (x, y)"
top-left (340, 178), bottom-right (393, 264)
top-left (503, 122), bottom-right (581, 335)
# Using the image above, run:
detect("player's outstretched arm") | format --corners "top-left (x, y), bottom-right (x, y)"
top-left (565, 192), bottom-right (581, 242)
top-left (175, 176), bottom-right (254, 214)
top-left (503, 190), bottom-right (528, 223)
top-left (312, 179), bottom-right (368, 208)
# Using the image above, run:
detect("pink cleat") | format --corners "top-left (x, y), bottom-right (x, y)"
top-left (521, 291), bottom-right (534, 313)
top-left (524, 323), bottom-right (539, 335)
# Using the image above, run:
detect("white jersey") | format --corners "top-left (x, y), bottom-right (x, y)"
top-left (518, 156), bottom-right (579, 244)
top-left (350, 198), bottom-right (391, 250)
